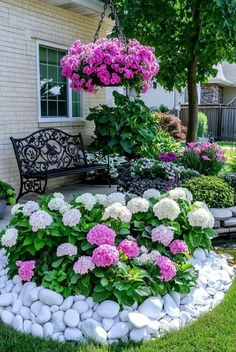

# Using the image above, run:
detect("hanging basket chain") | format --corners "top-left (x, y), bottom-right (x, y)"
top-left (93, 0), bottom-right (126, 43)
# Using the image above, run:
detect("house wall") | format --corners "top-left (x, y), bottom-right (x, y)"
top-left (223, 87), bottom-right (236, 104)
top-left (200, 84), bottom-right (223, 104)
top-left (0, 0), bottom-right (107, 194)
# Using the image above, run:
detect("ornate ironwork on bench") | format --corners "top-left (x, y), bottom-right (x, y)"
top-left (10, 128), bottom-right (110, 201)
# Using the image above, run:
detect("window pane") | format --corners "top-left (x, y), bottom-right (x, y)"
top-left (58, 51), bottom-right (65, 65)
top-left (48, 48), bottom-right (57, 65)
top-left (58, 101), bottom-right (67, 116)
top-left (48, 65), bottom-right (57, 82)
top-left (39, 47), bottom-right (47, 64)
top-left (72, 90), bottom-right (81, 117)
top-left (41, 101), bottom-right (47, 116)
top-left (48, 101), bottom-right (57, 116)
top-left (58, 67), bottom-right (66, 82)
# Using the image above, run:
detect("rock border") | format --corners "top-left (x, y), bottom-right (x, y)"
top-left (0, 248), bottom-right (234, 344)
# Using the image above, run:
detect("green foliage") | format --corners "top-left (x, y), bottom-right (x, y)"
top-left (228, 155), bottom-right (236, 173)
top-left (154, 112), bottom-right (187, 141)
top-left (185, 176), bottom-right (235, 208)
top-left (158, 104), bottom-right (169, 113)
top-left (0, 180), bottom-right (16, 205)
top-left (87, 91), bottom-right (179, 158)
top-left (197, 112), bottom-right (208, 138)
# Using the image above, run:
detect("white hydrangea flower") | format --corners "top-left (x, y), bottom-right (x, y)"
top-left (59, 203), bottom-right (72, 215)
top-left (153, 198), bottom-right (181, 221)
top-left (187, 208), bottom-right (214, 229)
top-left (11, 204), bottom-right (23, 216)
top-left (137, 249), bottom-right (160, 263)
top-left (29, 210), bottom-right (53, 232)
top-left (127, 197), bottom-right (149, 214)
top-left (102, 202), bottom-right (132, 222)
top-left (48, 197), bottom-right (66, 211)
top-left (1, 228), bottom-right (18, 247)
top-left (169, 187), bottom-right (193, 203)
top-left (107, 192), bottom-right (126, 206)
top-left (194, 201), bottom-right (209, 210)
top-left (143, 189), bottom-right (161, 200)
top-left (22, 201), bottom-right (39, 216)
top-left (75, 193), bottom-right (96, 211)
top-left (53, 192), bottom-right (65, 200)
top-left (62, 209), bottom-right (82, 227)
top-left (140, 245), bottom-right (149, 254)
top-left (94, 194), bottom-right (108, 206)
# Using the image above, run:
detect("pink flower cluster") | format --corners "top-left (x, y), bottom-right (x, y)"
top-left (151, 225), bottom-right (174, 246)
top-left (92, 244), bottom-right (119, 267)
top-left (169, 240), bottom-right (189, 255)
top-left (184, 141), bottom-right (226, 162)
top-left (73, 256), bottom-right (95, 275)
top-left (118, 239), bottom-right (140, 258)
top-left (56, 243), bottom-right (77, 257)
top-left (87, 224), bottom-right (116, 246)
top-left (16, 260), bottom-right (35, 282)
top-left (61, 38), bottom-right (159, 94)
top-left (155, 256), bottom-right (176, 282)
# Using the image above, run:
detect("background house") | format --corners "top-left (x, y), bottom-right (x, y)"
top-left (0, 0), bottom-right (109, 192)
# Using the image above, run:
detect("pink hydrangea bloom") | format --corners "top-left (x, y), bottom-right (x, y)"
top-left (62, 209), bottom-right (81, 227)
top-left (87, 224), bottom-right (116, 246)
top-left (16, 260), bottom-right (35, 282)
top-left (118, 239), bottom-right (140, 258)
top-left (29, 210), bottom-right (53, 232)
top-left (56, 243), bottom-right (77, 257)
top-left (169, 240), bottom-right (189, 255)
top-left (155, 256), bottom-right (176, 282)
top-left (151, 225), bottom-right (174, 246)
top-left (92, 244), bottom-right (119, 267)
top-left (73, 256), bottom-right (95, 275)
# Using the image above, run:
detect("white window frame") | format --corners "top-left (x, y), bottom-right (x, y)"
top-left (36, 40), bottom-right (85, 122)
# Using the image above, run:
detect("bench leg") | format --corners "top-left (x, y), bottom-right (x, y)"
top-left (17, 176), bottom-right (47, 201)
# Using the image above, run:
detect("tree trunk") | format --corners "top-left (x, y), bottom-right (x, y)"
top-left (186, 59), bottom-right (198, 142)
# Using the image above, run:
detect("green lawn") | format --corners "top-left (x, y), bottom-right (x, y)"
top-left (0, 278), bottom-right (235, 352)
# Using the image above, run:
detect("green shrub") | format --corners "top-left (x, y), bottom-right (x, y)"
top-left (87, 91), bottom-right (179, 158)
top-left (197, 112), bottom-right (208, 138)
top-left (184, 176), bottom-right (234, 208)
top-left (0, 180), bottom-right (16, 205)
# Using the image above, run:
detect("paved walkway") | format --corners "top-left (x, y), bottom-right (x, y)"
top-left (0, 183), bottom-right (117, 230)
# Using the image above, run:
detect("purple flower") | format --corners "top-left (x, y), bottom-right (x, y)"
top-left (169, 240), bottom-right (189, 255)
top-left (202, 155), bottom-right (210, 161)
top-left (73, 256), bottom-right (95, 275)
top-left (151, 225), bottom-right (174, 246)
top-left (92, 244), bottom-right (119, 267)
top-left (87, 224), bottom-right (116, 246)
top-left (56, 243), bottom-right (77, 257)
top-left (118, 239), bottom-right (140, 258)
top-left (158, 152), bottom-right (177, 163)
top-left (155, 256), bottom-right (176, 281)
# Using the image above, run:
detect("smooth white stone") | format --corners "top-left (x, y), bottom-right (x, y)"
top-left (11, 293), bottom-right (18, 306)
top-left (31, 323), bottom-right (44, 338)
top-left (180, 311), bottom-right (191, 323)
top-left (169, 319), bottom-right (181, 331)
top-left (159, 309), bottom-right (167, 319)
top-left (0, 276), bottom-right (8, 285)
top-left (146, 320), bottom-right (160, 334)
top-left (1, 310), bottom-right (14, 325)
top-left (92, 312), bottom-right (102, 322)
top-left (74, 295), bottom-right (86, 301)
top-left (108, 322), bottom-right (129, 339)
top-left (30, 312), bottom-right (35, 323)
top-left (39, 289), bottom-right (63, 306)
top-left (159, 319), bottom-right (170, 332)
top-left (5, 281), bottom-right (14, 293)
top-left (138, 296), bottom-right (163, 319)
top-left (64, 309), bottom-right (80, 328)
top-left (119, 310), bottom-right (129, 322)
top-left (31, 301), bottom-right (44, 316)
top-left (50, 305), bottom-right (59, 313)
top-left (29, 286), bottom-right (43, 302)
top-left (23, 320), bottom-right (32, 333)
top-left (51, 311), bottom-right (66, 332)
top-left (164, 294), bottom-right (180, 318)
top-left (0, 293), bottom-right (13, 306)
top-left (36, 305), bottom-right (51, 324)
top-left (64, 327), bottom-right (83, 341)
top-left (72, 301), bottom-right (89, 314)
top-left (13, 275), bottom-right (21, 285)
top-left (102, 318), bottom-right (114, 331)
top-left (206, 287), bottom-right (217, 296)
top-left (128, 312), bottom-right (150, 328)
top-left (170, 292), bottom-right (181, 307)
top-left (130, 328), bottom-right (148, 342)
top-left (22, 282), bottom-right (36, 307)
top-left (194, 248), bottom-right (207, 262)
top-left (97, 300), bottom-right (120, 319)
top-left (20, 306), bottom-right (31, 320)
top-left (12, 298), bottom-right (22, 314)
top-left (12, 315), bottom-right (23, 332)
top-left (86, 297), bottom-right (95, 308)
top-left (81, 309), bottom-right (93, 320)
top-left (44, 322), bottom-right (54, 337)
top-left (93, 303), bottom-right (99, 311)
top-left (12, 284), bottom-right (22, 294)
top-left (60, 296), bottom-right (74, 311)
top-left (81, 318), bottom-right (107, 343)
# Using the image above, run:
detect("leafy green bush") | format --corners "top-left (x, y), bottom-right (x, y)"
top-left (0, 180), bottom-right (16, 205)
top-left (184, 176), bottom-right (234, 208)
top-left (87, 91), bottom-right (179, 158)
top-left (197, 112), bottom-right (208, 138)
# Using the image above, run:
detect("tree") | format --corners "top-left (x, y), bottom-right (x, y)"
top-left (111, 0), bottom-right (236, 141)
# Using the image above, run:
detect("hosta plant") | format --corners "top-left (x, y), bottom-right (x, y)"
top-left (1, 189), bottom-right (217, 306)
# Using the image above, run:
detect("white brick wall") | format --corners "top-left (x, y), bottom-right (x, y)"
top-left (0, 0), bottom-right (107, 193)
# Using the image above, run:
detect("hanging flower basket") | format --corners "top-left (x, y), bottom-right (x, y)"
top-left (60, 38), bottom-right (159, 94)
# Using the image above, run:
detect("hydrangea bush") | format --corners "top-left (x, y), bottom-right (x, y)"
top-left (0, 189), bottom-right (217, 306)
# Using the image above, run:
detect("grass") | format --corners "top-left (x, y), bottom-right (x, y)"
top-left (0, 279), bottom-right (235, 352)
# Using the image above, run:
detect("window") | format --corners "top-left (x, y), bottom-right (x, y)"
top-left (37, 43), bottom-right (82, 121)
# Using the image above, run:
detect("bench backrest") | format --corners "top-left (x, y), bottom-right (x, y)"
top-left (10, 128), bottom-right (87, 174)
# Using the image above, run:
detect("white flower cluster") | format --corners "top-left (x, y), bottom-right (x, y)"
top-left (1, 228), bottom-right (18, 248)
top-left (58, 203), bottom-right (72, 215)
top-left (168, 187), bottom-right (193, 203)
top-left (102, 202), bottom-right (132, 222)
top-left (127, 197), bottom-right (149, 214)
top-left (11, 204), bottom-right (23, 216)
top-left (138, 250), bottom-right (160, 263)
top-left (53, 192), bottom-right (64, 200)
top-left (29, 210), bottom-right (53, 232)
top-left (194, 201), bottom-right (209, 210)
top-left (153, 198), bottom-right (181, 221)
top-left (75, 193), bottom-right (96, 211)
top-left (48, 197), bottom-right (66, 212)
top-left (22, 201), bottom-right (39, 216)
top-left (62, 209), bottom-right (82, 227)
top-left (187, 207), bottom-right (214, 229)
top-left (107, 192), bottom-right (126, 206)
top-left (94, 194), bottom-right (108, 206)
top-left (143, 189), bottom-right (161, 200)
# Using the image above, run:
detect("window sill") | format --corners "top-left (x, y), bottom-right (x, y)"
top-left (38, 120), bottom-right (88, 128)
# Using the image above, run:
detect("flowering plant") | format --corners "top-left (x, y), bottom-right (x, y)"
top-left (0, 180), bottom-right (16, 205)
top-left (61, 38), bottom-right (159, 94)
top-left (1, 189), bottom-right (217, 306)
top-left (181, 141), bottom-right (226, 175)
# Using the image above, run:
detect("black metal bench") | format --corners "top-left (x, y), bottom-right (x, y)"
top-left (10, 128), bottom-right (109, 201)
